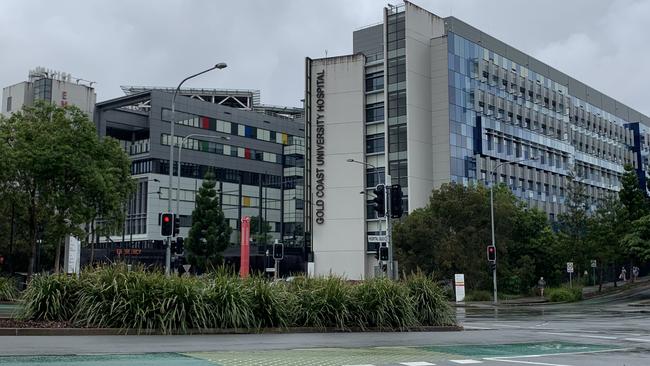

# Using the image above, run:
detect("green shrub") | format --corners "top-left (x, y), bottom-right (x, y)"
top-left (464, 290), bottom-right (492, 302)
top-left (76, 265), bottom-right (216, 333)
top-left (0, 276), bottom-right (18, 301)
top-left (19, 274), bottom-right (81, 321)
top-left (0, 276), bottom-right (19, 301)
top-left (353, 277), bottom-right (417, 330)
top-left (546, 287), bottom-right (582, 302)
top-left (245, 276), bottom-right (296, 329)
top-left (19, 266), bottom-right (458, 332)
top-left (404, 272), bottom-right (455, 326)
top-left (204, 273), bottom-right (254, 330)
top-left (290, 276), bottom-right (360, 330)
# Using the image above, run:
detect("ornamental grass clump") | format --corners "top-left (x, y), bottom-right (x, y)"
top-left (204, 273), bottom-right (255, 330)
top-left (290, 276), bottom-right (360, 330)
top-left (403, 272), bottom-right (456, 326)
top-left (245, 276), bottom-right (296, 329)
top-left (0, 276), bottom-right (19, 302)
top-left (353, 277), bottom-right (418, 330)
top-left (18, 274), bottom-right (81, 321)
top-left (73, 264), bottom-right (212, 333)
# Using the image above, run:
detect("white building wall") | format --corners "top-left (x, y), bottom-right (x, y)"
top-left (309, 55), bottom-right (367, 280)
top-left (50, 80), bottom-right (96, 119)
top-left (1, 82), bottom-right (31, 117)
top-left (404, 2), bottom-right (446, 211)
top-left (430, 37), bottom-right (451, 188)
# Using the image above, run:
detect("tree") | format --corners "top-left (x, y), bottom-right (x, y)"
top-left (250, 216), bottom-right (273, 245)
top-left (621, 215), bottom-right (650, 263)
top-left (557, 174), bottom-right (591, 276)
top-left (0, 102), bottom-right (134, 277)
top-left (185, 171), bottom-right (232, 272)
top-left (619, 164), bottom-right (648, 222)
top-left (393, 183), bottom-right (524, 291)
top-left (588, 194), bottom-right (625, 290)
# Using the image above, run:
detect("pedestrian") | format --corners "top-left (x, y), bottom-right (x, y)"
top-left (632, 266), bottom-right (639, 282)
top-left (619, 266), bottom-right (627, 282)
top-left (537, 277), bottom-right (546, 297)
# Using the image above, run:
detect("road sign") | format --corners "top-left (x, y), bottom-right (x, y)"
top-left (182, 264), bottom-right (191, 273)
top-left (367, 235), bottom-right (387, 243)
top-left (591, 260), bottom-right (597, 268)
top-left (566, 262), bottom-right (574, 273)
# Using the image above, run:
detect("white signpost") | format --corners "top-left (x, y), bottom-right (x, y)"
top-left (567, 262), bottom-right (574, 288)
top-left (454, 273), bottom-right (465, 302)
top-left (64, 235), bottom-right (81, 275)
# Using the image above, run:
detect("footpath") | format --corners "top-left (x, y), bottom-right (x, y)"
top-left (456, 274), bottom-right (650, 308)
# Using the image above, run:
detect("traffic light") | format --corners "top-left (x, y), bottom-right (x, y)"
top-left (273, 243), bottom-right (284, 260)
top-left (487, 245), bottom-right (496, 262)
top-left (176, 237), bottom-right (184, 254)
top-left (390, 184), bottom-right (404, 218)
top-left (161, 213), bottom-right (173, 236)
top-left (372, 184), bottom-right (386, 217)
top-left (379, 246), bottom-right (389, 261)
top-left (171, 237), bottom-right (184, 255)
top-left (173, 214), bottom-right (180, 237)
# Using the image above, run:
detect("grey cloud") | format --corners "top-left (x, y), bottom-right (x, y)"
top-left (1, 0), bottom-right (648, 115)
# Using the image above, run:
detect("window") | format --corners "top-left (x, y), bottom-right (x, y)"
top-left (365, 71), bottom-right (384, 92)
top-left (366, 133), bottom-right (385, 154)
top-left (388, 90), bottom-right (406, 118)
top-left (388, 125), bottom-right (407, 153)
top-left (5, 96), bottom-right (11, 112)
top-left (366, 102), bottom-right (384, 123)
top-left (387, 56), bottom-right (406, 85)
top-left (366, 167), bottom-right (385, 188)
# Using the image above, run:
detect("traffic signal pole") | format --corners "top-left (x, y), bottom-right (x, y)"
top-left (385, 174), bottom-right (393, 280)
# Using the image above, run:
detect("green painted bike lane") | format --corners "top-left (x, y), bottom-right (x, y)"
top-left (0, 342), bottom-right (621, 366)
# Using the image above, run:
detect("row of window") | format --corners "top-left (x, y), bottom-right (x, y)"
top-left (161, 134), bottom-right (280, 163)
top-left (161, 109), bottom-right (304, 146)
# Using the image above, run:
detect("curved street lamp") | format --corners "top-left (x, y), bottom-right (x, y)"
top-left (166, 63), bottom-right (227, 276)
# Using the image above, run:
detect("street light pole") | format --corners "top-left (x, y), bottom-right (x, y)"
top-left (166, 62), bottom-right (227, 276)
top-left (489, 156), bottom-right (537, 304)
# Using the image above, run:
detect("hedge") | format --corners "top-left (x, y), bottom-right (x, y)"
top-left (18, 265), bottom-right (456, 333)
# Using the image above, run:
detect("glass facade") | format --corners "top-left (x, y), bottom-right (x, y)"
top-left (446, 31), bottom-right (642, 213)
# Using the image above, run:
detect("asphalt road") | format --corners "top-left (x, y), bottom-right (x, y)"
top-left (1, 284), bottom-right (649, 365)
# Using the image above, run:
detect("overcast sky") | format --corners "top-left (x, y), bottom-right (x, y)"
top-left (1, 0), bottom-right (649, 114)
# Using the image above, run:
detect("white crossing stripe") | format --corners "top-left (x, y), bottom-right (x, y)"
top-left (450, 360), bottom-right (482, 364)
top-left (624, 337), bottom-right (650, 343)
top-left (486, 359), bottom-right (570, 366)
top-left (399, 362), bottom-right (436, 366)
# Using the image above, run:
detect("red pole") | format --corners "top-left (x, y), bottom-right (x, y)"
top-left (240, 216), bottom-right (250, 278)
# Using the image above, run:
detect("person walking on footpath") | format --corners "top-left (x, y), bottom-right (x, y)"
top-left (632, 266), bottom-right (639, 282)
top-left (538, 277), bottom-right (546, 297)
top-left (619, 266), bottom-right (627, 282)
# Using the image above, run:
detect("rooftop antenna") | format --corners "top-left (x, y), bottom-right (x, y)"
top-left (325, 49), bottom-right (328, 58)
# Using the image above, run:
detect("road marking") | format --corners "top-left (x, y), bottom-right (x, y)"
top-left (399, 362), bottom-right (436, 366)
top-left (623, 337), bottom-right (650, 342)
top-left (540, 332), bottom-right (617, 340)
top-left (463, 325), bottom-right (494, 330)
top-left (342, 364), bottom-right (375, 366)
top-left (450, 360), bottom-right (482, 364)
top-left (486, 359), bottom-right (570, 366)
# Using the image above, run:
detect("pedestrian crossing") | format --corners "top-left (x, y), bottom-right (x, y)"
top-left (344, 360), bottom-right (485, 366)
